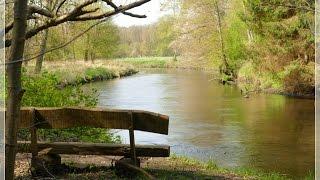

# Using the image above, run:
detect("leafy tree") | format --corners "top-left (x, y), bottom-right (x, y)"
top-left (241, 0), bottom-right (315, 94)
top-left (152, 15), bottom-right (176, 56)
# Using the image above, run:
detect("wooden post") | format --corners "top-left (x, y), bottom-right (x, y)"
top-left (30, 108), bottom-right (38, 169)
top-left (129, 111), bottom-right (137, 166)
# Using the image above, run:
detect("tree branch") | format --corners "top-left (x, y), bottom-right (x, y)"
top-left (28, 5), bottom-right (54, 18)
top-left (5, 21), bottom-right (14, 34)
top-left (55, 0), bottom-right (68, 15)
top-left (103, 0), bottom-right (147, 18)
top-left (6, 5), bottom-right (55, 34)
top-left (4, 18), bottom-right (108, 65)
top-left (5, 0), bottom-right (151, 47)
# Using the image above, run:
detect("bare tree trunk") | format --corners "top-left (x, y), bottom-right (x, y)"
top-left (6, 0), bottom-right (29, 179)
top-left (72, 42), bottom-right (76, 59)
top-left (35, 28), bottom-right (49, 73)
top-left (84, 32), bottom-right (90, 61)
top-left (214, 0), bottom-right (229, 74)
top-left (242, 0), bottom-right (254, 43)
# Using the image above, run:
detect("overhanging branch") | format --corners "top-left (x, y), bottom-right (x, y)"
top-left (5, 0), bottom-right (151, 47)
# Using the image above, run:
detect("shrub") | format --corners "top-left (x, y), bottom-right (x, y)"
top-left (19, 71), bottom-right (120, 143)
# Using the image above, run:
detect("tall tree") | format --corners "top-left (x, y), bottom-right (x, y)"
top-left (5, 1), bottom-right (152, 179)
top-left (6, 1), bottom-right (29, 179)
top-left (213, 0), bottom-right (230, 76)
top-left (34, 28), bottom-right (49, 73)
top-left (34, 0), bottom-right (58, 73)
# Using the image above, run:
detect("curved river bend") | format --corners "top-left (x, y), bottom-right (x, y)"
top-left (85, 69), bottom-right (314, 178)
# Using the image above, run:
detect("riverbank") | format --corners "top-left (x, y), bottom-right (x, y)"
top-left (105, 57), bottom-right (179, 68)
top-left (24, 57), bottom-right (314, 98)
top-left (103, 57), bottom-right (314, 98)
top-left (16, 153), bottom-right (312, 179)
top-left (235, 61), bottom-right (315, 99)
top-left (24, 60), bottom-right (139, 87)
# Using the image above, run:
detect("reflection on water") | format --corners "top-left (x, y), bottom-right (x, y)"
top-left (85, 69), bottom-right (314, 177)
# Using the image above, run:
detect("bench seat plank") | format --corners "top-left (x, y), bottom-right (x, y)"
top-left (17, 141), bottom-right (170, 157)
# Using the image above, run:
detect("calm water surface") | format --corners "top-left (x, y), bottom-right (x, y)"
top-left (86, 69), bottom-right (314, 178)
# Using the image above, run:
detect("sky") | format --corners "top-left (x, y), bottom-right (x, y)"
top-left (112, 0), bottom-right (170, 27)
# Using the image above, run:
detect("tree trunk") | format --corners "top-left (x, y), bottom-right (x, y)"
top-left (72, 42), bottom-right (76, 59)
top-left (214, 1), bottom-right (229, 74)
top-left (242, 0), bottom-right (254, 43)
top-left (84, 50), bottom-right (89, 61)
top-left (84, 32), bottom-right (90, 61)
top-left (6, 0), bottom-right (29, 179)
top-left (35, 28), bottom-right (49, 73)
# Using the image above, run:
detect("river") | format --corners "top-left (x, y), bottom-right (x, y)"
top-left (85, 69), bottom-right (314, 178)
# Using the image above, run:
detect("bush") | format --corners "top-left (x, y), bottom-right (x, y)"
top-left (279, 61), bottom-right (314, 95)
top-left (19, 71), bottom-right (120, 143)
top-left (22, 71), bottom-right (97, 107)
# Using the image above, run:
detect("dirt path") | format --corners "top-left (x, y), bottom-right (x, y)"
top-left (15, 153), bottom-right (246, 179)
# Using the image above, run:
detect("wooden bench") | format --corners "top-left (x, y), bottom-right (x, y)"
top-left (17, 107), bottom-right (170, 173)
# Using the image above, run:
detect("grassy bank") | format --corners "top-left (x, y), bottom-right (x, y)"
top-left (25, 60), bottom-right (138, 87)
top-left (157, 155), bottom-right (314, 180)
top-left (236, 61), bottom-right (315, 98)
top-left (15, 154), bottom-right (314, 179)
top-left (105, 57), bottom-right (178, 68)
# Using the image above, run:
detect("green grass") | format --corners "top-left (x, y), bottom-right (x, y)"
top-left (143, 155), bottom-right (314, 180)
top-left (108, 56), bottom-right (178, 68)
top-left (24, 60), bottom-right (139, 87)
top-left (166, 155), bottom-right (287, 180)
top-left (52, 67), bottom-right (137, 87)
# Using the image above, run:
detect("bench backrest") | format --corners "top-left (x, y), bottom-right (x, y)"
top-left (19, 107), bottom-right (169, 135)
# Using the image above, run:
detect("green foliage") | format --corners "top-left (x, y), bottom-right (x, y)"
top-left (84, 67), bottom-right (116, 80)
top-left (242, 0), bottom-right (314, 63)
top-left (20, 71), bottom-right (120, 143)
top-left (237, 0), bottom-right (315, 94)
top-left (36, 127), bottom-right (120, 143)
top-left (115, 15), bottom-right (176, 58)
top-left (44, 20), bottom-right (120, 61)
top-left (152, 16), bottom-right (176, 56)
top-left (74, 21), bottom-right (120, 60)
top-left (224, 5), bottom-right (248, 73)
top-left (278, 61), bottom-right (314, 95)
top-left (22, 71), bottom-right (97, 107)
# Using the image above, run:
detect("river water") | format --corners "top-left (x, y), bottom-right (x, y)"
top-left (85, 69), bottom-right (314, 178)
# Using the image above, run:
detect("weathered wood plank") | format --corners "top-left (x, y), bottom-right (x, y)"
top-left (17, 141), bottom-right (170, 157)
top-left (18, 107), bottom-right (169, 135)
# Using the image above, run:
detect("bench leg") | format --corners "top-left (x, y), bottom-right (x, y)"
top-left (30, 108), bottom-right (38, 170)
top-left (129, 128), bottom-right (137, 166)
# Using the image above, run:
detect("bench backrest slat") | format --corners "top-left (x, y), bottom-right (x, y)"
top-left (18, 107), bottom-right (169, 135)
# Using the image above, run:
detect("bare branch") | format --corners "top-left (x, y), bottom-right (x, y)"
top-left (103, 0), bottom-right (147, 18)
top-left (28, 5), bottom-right (54, 18)
top-left (6, 5), bottom-right (54, 34)
top-left (5, 0), bottom-right (151, 47)
top-left (4, 18), bottom-right (109, 65)
top-left (122, 11), bottom-right (146, 18)
top-left (55, 0), bottom-right (68, 15)
top-left (74, 0), bottom-right (150, 21)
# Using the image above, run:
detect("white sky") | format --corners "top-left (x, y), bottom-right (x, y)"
top-left (112, 0), bottom-right (169, 27)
